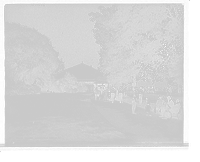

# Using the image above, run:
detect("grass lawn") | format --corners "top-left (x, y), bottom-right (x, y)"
top-left (5, 93), bottom-right (129, 144)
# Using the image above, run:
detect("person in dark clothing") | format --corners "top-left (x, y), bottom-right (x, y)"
top-left (132, 97), bottom-right (136, 114)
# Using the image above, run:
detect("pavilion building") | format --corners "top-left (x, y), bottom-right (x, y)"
top-left (55, 62), bottom-right (109, 92)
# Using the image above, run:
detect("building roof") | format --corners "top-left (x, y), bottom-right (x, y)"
top-left (55, 62), bottom-right (107, 82)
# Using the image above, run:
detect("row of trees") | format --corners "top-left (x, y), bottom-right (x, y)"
top-left (5, 22), bottom-right (81, 94)
top-left (89, 4), bottom-right (183, 92)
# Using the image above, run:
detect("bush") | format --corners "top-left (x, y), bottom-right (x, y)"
top-left (5, 88), bottom-right (17, 96)
top-left (71, 88), bottom-right (78, 93)
top-left (32, 85), bottom-right (41, 94)
top-left (17, 87), bottom-right (31, 95)
top-left (5, 82), bottom-right (41, 96)
top-left (77, 84), bottom-right (88, 92)
top-left (64, 87), bottom-right (72, 93)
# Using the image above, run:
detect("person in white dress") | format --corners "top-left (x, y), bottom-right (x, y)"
top-left (118, 92), bottom-right (123, 103)
top-left (138, 87), bottom-right (144, 104)
top-left (106, 90), bottom-right (110, 101)
top-left (145, 99), bottom-right (152, 116)
top-left (133, 88), bottom-right (137, 99)
top-left (110, 87), bottom-right (116, 103)
top-left (103, 88), bottom-right (108, 101)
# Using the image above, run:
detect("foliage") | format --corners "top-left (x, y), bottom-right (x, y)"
top-left (168, 55), bottom-right (183, 93)
top-left (5, 82), bottom-right (41, 96)
top-left (54, 73), bottom-right (79, 93)
top-left (49, 72), bottom-right (88, 93)
top-left (77, 83), bottom-right (88, 92)
top-left (89, 4), bottom-right (183, 90)
top-left (5, 22), bottom-right (63, 87)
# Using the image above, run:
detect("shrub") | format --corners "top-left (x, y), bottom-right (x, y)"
top-left (64, 87), bottom-right (72, 93)
top-left (5, 88), bottom-right (17, 96)
top-left (32, 85), bottom-right (41, 94)
top-left (5, 82), bottom-right (41, 96)
top-left (77, 84), bottom-right (88, 92)
top-left (71, 88), bottom-right (78, 93)
top-left (17, 87), bottom-right (31, 95)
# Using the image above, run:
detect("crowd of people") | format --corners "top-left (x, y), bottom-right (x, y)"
top-left (143, 95), bottom-right (182, 120)
top-left (94, 87), bottom-right (124, 103)
top-left (92, 83), bottom-right (183, 120)
top-left (165, 85), bottom-right (172, 95)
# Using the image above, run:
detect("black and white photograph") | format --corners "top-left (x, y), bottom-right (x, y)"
top-left (2, 3), bottom-right (187, 148)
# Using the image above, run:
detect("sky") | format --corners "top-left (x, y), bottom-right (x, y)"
top-left (5, 4), bottom-right (101, 69)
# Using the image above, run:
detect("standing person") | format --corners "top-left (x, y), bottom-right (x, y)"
top-left (144, 97), bottom-right (149, 115)
top-left (103, 88), bottom-right (108, 101)
top-left (169, 98), bottom-right (180, 119)
top-left (163, 96), bottom-right (174, 119)
top-left (156, 95), bottom-right (166, 117)
top-left (132, 97), bottom-right (137, 114)
top-left (167, 96), bottom-right (174, 110)
top-left (133, 87), bottom-right (136, 99)
top-left (145, 97), bottom-right (148, 105)
top-left (108, 89), bottom-right (111, 101)
top-left (110, 87), bottom-right (116, 103)
top-left (94, 87), bottom-right (100, 100)
top-left (146, 103), bottom-right (152, 116)
top-left (138, 87), bottom-right (143, 105)
top-left (100, 86), bottom-right (104, 99)
top-left (118, 87), bottom-right (124, 103)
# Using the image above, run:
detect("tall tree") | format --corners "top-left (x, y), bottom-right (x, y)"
top-left (5, 23), bottom-right (66, 93)
top-left (89, 4), bottom-right (183, 90)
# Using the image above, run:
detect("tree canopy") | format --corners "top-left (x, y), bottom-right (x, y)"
top-left (89, 4), bottom-right (183, 90)
top-left (5, 22), bottom-right (63, 85)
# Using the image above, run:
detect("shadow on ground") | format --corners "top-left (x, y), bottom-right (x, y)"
top-left (5, 116), bottom-right (129, 142)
